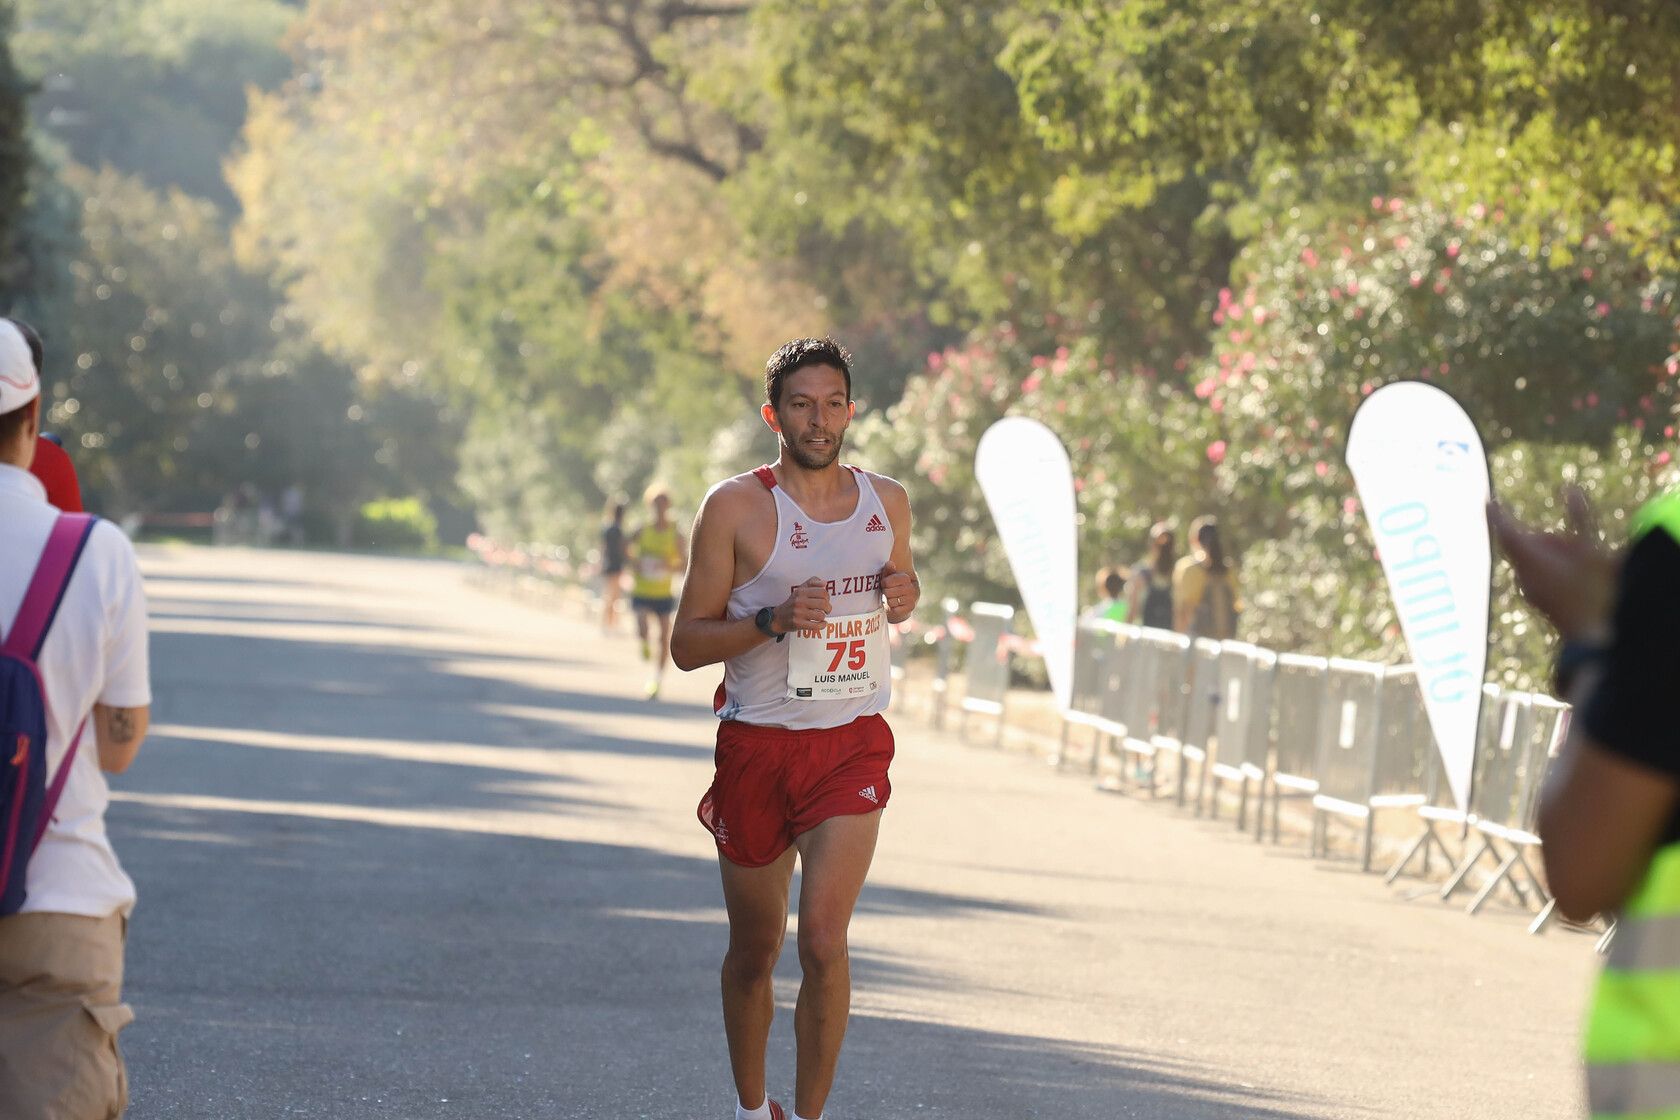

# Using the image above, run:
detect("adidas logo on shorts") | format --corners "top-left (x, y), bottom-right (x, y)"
top-left (858, 785), bottom-right (879, 804)
top-left (865, 514), bottom-right (887, 533)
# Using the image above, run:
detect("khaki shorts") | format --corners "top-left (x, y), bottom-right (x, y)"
top-left (0, 911), bottom-right (132, 1119)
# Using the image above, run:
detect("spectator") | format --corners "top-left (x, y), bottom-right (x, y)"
top-left (32, 436), bottom-right (83, 513)
top-left (1126, 522), bottom-right (1177, 632)
top-left (599, 498), bottom-right (629, 633)
top-left (0, 316), bottom-right (152, 1117)
top-left (1175, 515), bottom-right (1241, 640)
top-left (1489, 487), bottom-right (1680, 1117)
top-left (1081, 566), bottom-right (1130, 624)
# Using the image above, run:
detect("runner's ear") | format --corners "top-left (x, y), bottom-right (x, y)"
top-left (761, 402), bottom-right (781, 433)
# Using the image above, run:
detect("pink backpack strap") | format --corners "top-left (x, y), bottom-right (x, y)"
top-left (31, 715), bottom-right (88, 851)
top-left (3, 514), bottom-right (97, 660)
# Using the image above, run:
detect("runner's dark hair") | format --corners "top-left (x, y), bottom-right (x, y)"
top-left (765, 337), bottom-right (852, 409)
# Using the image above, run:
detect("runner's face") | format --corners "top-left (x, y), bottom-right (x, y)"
top-left (772, 365), bottom-right (852, 470)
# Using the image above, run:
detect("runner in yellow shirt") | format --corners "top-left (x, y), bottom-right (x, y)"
top-left (629, 486), bottom-right (687, 698)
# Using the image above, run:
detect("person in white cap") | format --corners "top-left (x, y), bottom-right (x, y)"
top-left (0, 317), bottom-right (152, 1118)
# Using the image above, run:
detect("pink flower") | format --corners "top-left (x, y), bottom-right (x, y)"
top-left (1315, 461), bottom-right (1329, 478)
top-left (927, 352), bottom-right (944, 371)
top-left (1371, 196), bottom-right (1385, 211)
top-left (1207, 440), bottom-right (1228, 465)
top-left (1301, 247), bottom-right (1320, 268)
top-left (1387, 198), bottom-right (1404, 213)
top-left (1343, 497), bottom-right (1359, 516)
top-left (1055, 346), bottom-right (1070, 361)
top-left (1446, 242), bottom-right (1461, 260)
top-left (1218, 288), bottom-right (1234, 309)
top-left (1021, 374), bottom-right (1043, 394)
top-left (1252, 306), bottom-right (1269, 325)
top-left (1439, 362), bottom-right (1450, 375)
top-left (1660, 452), bottom-right (1673, 467)
top-left (1410, 273), bottom-right (1424, 288)
top-left (1596, 301), bottom-right (1611, 317)
top-left (1587, 391), bottom-right (1600, 407)
top-left (1394, 235), bottom-right (1411, 250)
top-left (1582, 268), bottom-right (1595, 282)
top-left (1470, 202), bottom-right (1487, 220)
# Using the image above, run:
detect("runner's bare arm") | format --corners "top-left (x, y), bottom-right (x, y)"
top-left (93, 703), bottom-right (149, 773)
top-left (874, 475), bottom-right (920, 624)
top-left (671, 482), bottom-right (827, 670)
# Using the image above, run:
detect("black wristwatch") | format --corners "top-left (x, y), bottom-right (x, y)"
top-left (1552, 637), bottom-right (1607, 697)
top-left (755, 606), bottom-right (785, 642)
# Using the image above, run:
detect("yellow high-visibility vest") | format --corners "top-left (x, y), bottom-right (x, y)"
top-left (1584, 489), bottom-right (1680, 1118)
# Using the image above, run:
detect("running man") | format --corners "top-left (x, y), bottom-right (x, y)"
top-left (671, 338), bottom-right (919, 1120)
top-left (628, 485), bottom-right (686, 698)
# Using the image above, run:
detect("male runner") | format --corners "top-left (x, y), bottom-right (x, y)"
top-left (628, 485), bottom-right (686, 698)
top-left (671, 338), bottom-right (919, 1120)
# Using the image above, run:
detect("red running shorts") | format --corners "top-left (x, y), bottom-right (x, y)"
top-left (697, 713), bottom-right (895, 868)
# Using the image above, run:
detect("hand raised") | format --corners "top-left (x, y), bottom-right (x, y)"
top-left (1487, 487), bottom-right (1619, 642)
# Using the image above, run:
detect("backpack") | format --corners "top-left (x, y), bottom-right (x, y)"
top-left (0, 513), bottom-right (97, 915)
top-left (1190, 567), bottom-right (1238, 640)
top-left (1139, 573), bottom-right (1174, 631)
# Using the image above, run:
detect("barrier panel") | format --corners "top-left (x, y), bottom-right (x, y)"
top-left (1461, 694), bottom-right (1568, 917)
top-left (1208, 642), bottom-right (1275, 834)
top-left (1120, 629), bottom-right (1191, 795)
top-left (1060, 620), bottom-right (1126, 772)
top-left (959, 602), bottom-right (1015, 747)
top-left (1309, 659), bottom-right (1409, 870)
top-left (1440, 688), bottom-right (1537, 907)
top-left (927, 598), bottom-right (964, 731)
top-left (1153, 637), bottom-right (1222, 810)
top-left (1265, 653), bottom-right (1330, 843)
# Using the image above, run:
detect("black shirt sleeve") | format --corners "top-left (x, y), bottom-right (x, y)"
top-left (1582, 528), bottom-right (1680, 778)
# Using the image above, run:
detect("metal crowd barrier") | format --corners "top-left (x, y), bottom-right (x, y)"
top-left (1207, 642), bottom-right (1275, 835)
top-left (1033, 604), bottom-right (1576, 928)
top-left (959, 602), bottom-right (1015, 747)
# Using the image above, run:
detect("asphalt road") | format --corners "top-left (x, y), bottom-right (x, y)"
top-left (114, 545), bottom-right (1596, 1119)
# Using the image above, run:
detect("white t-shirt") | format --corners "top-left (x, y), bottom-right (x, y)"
top-left (0, 463), bottom-right (151, 917)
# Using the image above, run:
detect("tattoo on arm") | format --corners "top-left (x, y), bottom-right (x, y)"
top-left (108, 708), bottom-right (139, 744)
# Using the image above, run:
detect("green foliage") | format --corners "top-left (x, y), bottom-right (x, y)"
top-left (16, 0), bottom-right (294, 208)
top-left (354, 496), bottom-right (439, 552)
top-left (854, 327), bottom-right (1212, 611)
top-left (1203, 198), bottom-right (1680, 679)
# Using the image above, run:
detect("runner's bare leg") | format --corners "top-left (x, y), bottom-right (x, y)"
top-left (719, 846), bottom-right (798, 1110)
top-left (792, 810), bottom-right (882, 1118)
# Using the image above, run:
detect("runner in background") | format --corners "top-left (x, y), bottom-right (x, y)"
top-left (599, 498), bottom-right (629, 634)
top-left (628, 486), bottom-right (686, 699)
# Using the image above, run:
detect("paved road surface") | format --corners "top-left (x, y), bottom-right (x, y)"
top-left (116, 546), bottom-right (1595, 1119)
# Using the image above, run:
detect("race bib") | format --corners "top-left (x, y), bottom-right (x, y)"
top-left (786, 607), bottom-right (890, 700)
top-left (637, 554), bottom-right (666, 579)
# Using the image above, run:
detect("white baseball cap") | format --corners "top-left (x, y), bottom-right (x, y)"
top-left (0, 319), bottom-right (38, 414)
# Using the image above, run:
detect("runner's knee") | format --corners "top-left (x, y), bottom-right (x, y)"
top-left (796, 924), bottom-right (849, 976)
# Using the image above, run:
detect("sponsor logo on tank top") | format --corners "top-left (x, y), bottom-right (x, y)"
top-left (865, 514), bottom-right (887, 533)
top-left (790, 520), bottom-right (809, 549)
top-left (787, 573), bottom-right (882, 598)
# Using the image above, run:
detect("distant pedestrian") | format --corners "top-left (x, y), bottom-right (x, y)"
top-left (1081, 566), bottom-right (1130, 624)
top-left (600, 499), bottom-right (629, 633)
top-left (0, 316), bottom-right (152, 1118)
top-left (1127, 522), bottom-right (1177, 632)
top-left (1174, 515), bottom-right (1240, 640)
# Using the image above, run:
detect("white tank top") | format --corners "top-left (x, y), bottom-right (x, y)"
top-left (718, 465), bottom-right (895, 729)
